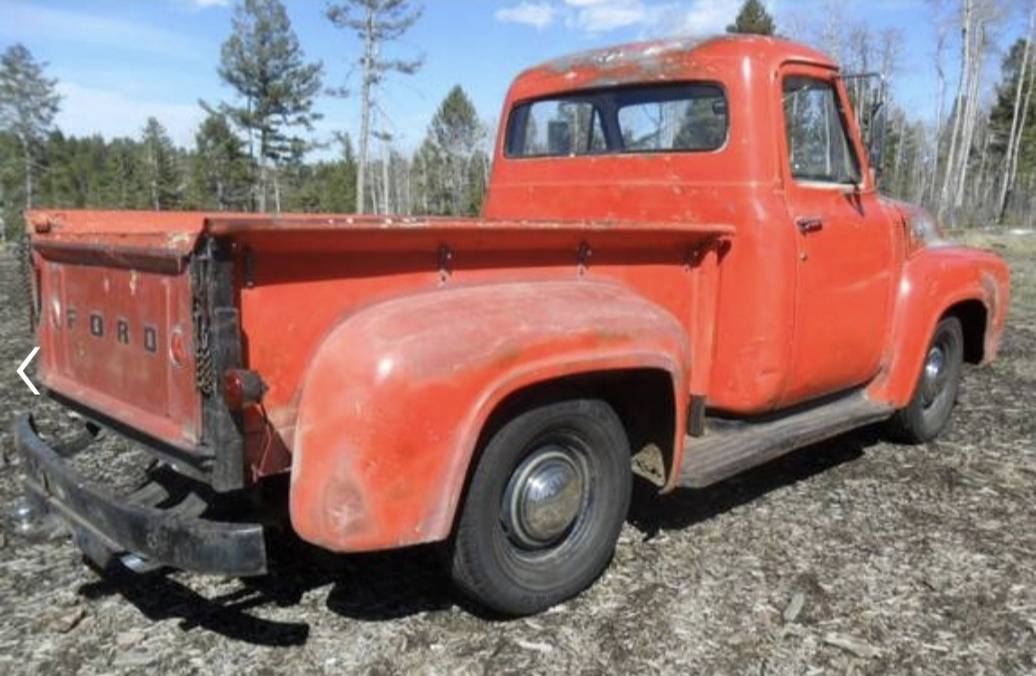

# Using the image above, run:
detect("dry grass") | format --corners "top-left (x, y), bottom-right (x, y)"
top-left (0, 234), bottom-right (1034, 674)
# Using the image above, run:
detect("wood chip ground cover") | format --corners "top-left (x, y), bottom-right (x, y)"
top-left (0, 234), bottom-right (1033, 674)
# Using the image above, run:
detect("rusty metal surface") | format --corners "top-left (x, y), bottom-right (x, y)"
top-left (288, 280), bottom-right (691, 552)
top-left (33, 252), bottom-right (201, 449)
top-left (18, 35), bottom-right (1011, 560)
top-left (13, 414), bottom-right (267, 577)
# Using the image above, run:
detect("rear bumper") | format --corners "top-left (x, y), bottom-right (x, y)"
top-left (13, 413), bottom-right (267, 577)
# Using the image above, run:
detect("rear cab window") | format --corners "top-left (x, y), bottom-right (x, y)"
top-left (506, 83), bottom-right (728, 158)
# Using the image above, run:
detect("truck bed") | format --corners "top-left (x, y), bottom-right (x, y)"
top-left (26, 209), bottom-right (733, 486)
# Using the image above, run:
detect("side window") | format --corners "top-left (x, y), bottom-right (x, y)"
top-left (515, 100), bottom-right (605, 157)
top-left (782, 76), bottom-right (860, 184)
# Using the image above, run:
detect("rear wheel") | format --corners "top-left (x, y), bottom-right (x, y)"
top-left (447, 399), bottom-right (631, 616)
top-left (886, 316), bottom-right (964, 443)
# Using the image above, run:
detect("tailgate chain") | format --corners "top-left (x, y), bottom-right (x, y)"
top-left (192, 245), bottom-right (216, 396)
top-left (17, 236), bottom-right (38, 334)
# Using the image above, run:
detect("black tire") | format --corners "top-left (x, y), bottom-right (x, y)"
top-left (886, 316), bottom-right (964, 443)
top-left (447, 398), bottom-right (631, 616)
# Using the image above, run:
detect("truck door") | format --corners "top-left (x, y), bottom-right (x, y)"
top-left (778, 67), bottom-right (895, 405)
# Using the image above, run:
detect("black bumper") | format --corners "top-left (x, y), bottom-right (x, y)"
top-left (13, 414), bottom-right (267, 577)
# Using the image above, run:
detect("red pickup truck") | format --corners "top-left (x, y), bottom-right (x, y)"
top-left (15, 35), bottom-right (1009, 616)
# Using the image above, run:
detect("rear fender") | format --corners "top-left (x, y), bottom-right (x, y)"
top-left (290, 281), bottom-right (690, 552)
top-left (866, 246), bottom-right (1009, 407)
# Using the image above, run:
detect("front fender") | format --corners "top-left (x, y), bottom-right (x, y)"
top-left (290, 280), bottom-right (690, 552)
top-left (866, 245), bottom-right (1009, 407)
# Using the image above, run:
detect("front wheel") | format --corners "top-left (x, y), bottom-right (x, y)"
top-left (447, 399), bottom-right (631, 616)
top-left (886, 316), bottom-right (964, 443)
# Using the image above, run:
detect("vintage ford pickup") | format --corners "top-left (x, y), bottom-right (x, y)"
top-left (15, 35), bottom-right (1009, 615)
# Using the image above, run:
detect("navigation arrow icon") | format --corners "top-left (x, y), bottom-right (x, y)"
top-left (17, 347), bottom-right (40, 396)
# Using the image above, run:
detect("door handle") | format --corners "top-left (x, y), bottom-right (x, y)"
top-left (796, 216), bottom-right (824, 233)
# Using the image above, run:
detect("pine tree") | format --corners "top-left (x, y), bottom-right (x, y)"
top-left (210, 0), bottom-right (323, 212)
top-left (102, 138), bottom-right (147, 209)
top-left (726, 0), bottom-right (776, 36)
top-left (326, 0), bottom-right (422, 214)
top-left (140, 118), bottom-right (182, 210)
top-left (0, 44), bottom-right (61, 219)
top-left (420, 85), bottom-right (486, 215)
top-left (190, 112), bottom-right (253, 210)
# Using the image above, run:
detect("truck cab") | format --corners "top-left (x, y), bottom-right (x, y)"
top-left (16, 35), bottom-right (1009, 617)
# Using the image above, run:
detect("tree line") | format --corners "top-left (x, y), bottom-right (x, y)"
top-left (0, 0), bottom-right (488, 241)
top-left (1, 0), bottom-right (1034, 242)
top-left (775, 0), bottom-right (1036, 229)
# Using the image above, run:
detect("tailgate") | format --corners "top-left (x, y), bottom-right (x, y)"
top-left (27, 210), bottom-right (210, 450)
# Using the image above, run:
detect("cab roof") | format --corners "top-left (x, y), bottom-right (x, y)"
top-left (508, 34), bottom-right (836, 101)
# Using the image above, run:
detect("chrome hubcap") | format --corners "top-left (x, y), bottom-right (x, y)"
top-left (502, 445), bottom-right (587, 549)
top-left (921, 345), bottom-right (946, 407)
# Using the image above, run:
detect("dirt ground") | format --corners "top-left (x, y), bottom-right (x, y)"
top-left (0, 233), bottom-right (1033, 675)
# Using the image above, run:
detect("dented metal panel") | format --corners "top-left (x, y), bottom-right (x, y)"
top-left (19, 35), bottom-right (1012, 563)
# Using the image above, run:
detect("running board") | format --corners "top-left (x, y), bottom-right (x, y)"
top-left (677, 392), bottom-right (893, 488)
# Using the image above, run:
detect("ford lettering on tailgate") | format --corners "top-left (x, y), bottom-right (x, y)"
top-left (36, 259), bottom-right (203, 449)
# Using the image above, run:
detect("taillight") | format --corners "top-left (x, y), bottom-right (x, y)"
top-left (223, 369), bottom-right (266, 410)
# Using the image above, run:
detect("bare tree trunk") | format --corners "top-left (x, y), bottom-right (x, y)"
top-left (146, 139), bottom-right (159, 211)
top-left (356, 10), bottom-right (375, 215)
top-left (21, 139), bottom-right (33, 211)
top-left (381, 139), bottom-right (391, 215)
top-left (890, 112), bottom-right (907, 192)
top-left (402, 157), bottom-right (411, 215)
top-left (928, 27), bottom-right (949, 205)
top-left (972, 122), bottom-right (990, 214)
top-left (999, 10), bottom-right (1035, 222)
top-left (368, 160), bottom-right (380, 214)
top-left (256, 126), bottom-right (269, 212)
top-left (257, 161), bottom-right (267, 212)
top-left (1004, 62), bottom-right (1034, 223)
top-left (0, 179), bottom-right (6, 245)
top-left (272, 166), bottom-right (281, 214)
top-left (954, 23), bottom-right (986, 210)
top-left (939, 0), bottom-right (972, 220)
top-left (1028, 173), bottom-right (1036, 228)
top-left (419, 153), bottom-right (428, 213)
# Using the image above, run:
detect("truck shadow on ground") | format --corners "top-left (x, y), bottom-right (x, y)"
top-left (75, 426), bottom-right (882, 646)
top-left (627, 425), bottom-right (882, 537)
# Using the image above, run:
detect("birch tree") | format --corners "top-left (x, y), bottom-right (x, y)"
top-left (326, 0), bottom-right (422, 214)
top-left (937, 0), bottom-right (1004, 222)
top-left (997, 5), bottom-right (1035, 222)
top-left (0, 44), bottom-right (61, 213)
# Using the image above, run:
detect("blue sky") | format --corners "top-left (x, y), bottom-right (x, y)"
top-left (0, 0), bottom-right (1031, 155)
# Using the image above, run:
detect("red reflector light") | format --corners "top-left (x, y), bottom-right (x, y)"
top-left (223, 369), bottom-right (266, 410)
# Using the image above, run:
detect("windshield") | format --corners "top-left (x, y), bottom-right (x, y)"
top-left (505, 83), bottom-right (728, 158)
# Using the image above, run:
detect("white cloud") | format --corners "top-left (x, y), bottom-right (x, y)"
top-left (568, 1), bottom-right (647, 33)
top-left (0, 4), bottom-right (198, 59)
top-left (497, 0), bottom-right (741, 36)
top-left (56, 82), bottom-right (204, 148)
top-left (658, 0), bottom-right (741, 36)
top-left (495, 2), bottom-right (557, 29)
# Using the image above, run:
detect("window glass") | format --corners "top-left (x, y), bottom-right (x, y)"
top-left (618, 92), bottom-right (727, 151)
top-left (782, 77), bottom-right (860, 183)
top-left (519, 100), bottom-right (605, 156)
top-left (506, 83), bottom-right (727, 157)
